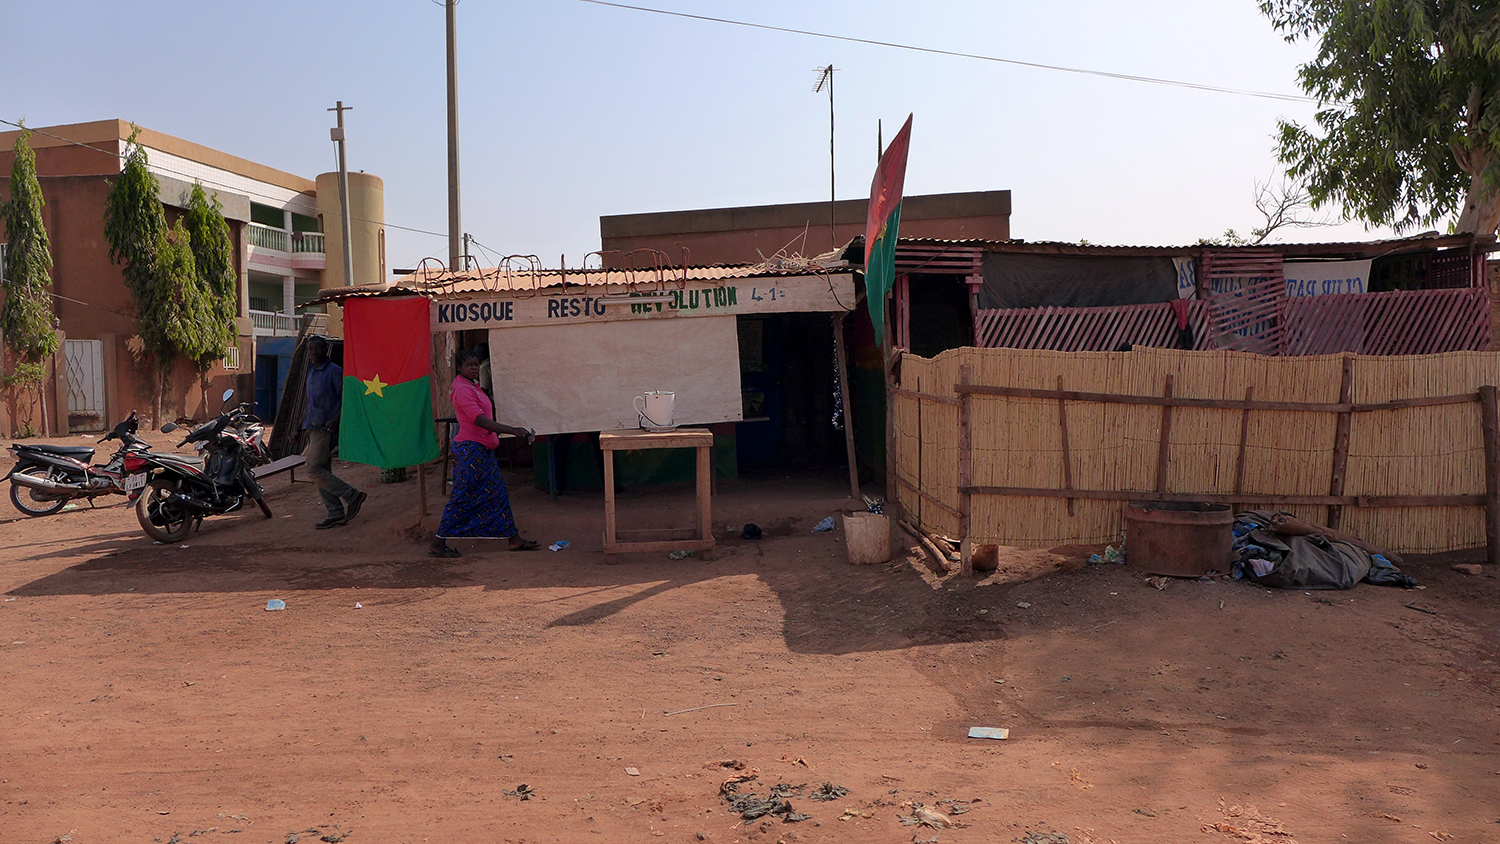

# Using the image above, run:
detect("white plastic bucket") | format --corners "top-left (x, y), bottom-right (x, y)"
top-left (842, 512), bottom-right (890, 564)
top-left (634, 391), bottom-right (676, 428)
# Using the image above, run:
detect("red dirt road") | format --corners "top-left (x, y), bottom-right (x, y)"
top-left (2, 442), bottom-right (1498, 844)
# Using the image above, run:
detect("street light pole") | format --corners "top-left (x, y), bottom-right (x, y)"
top-left (328, 101), bottom-right (354, 287)
top-left (445, 0), bottom-right (463, 272)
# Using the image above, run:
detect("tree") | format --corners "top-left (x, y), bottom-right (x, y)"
top-left (1261, 2), bottom-right (1500, 235)
top-left (1, 125), bottom-right (60, 434)
top-left (104, 130), bottom-right (217, 422)
top-left (182, 183), bottom-right (237, 381)
top-left (1197, 179), bottom-right (1338, 246)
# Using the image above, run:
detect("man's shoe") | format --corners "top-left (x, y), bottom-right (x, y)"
top-left (315, 516), bottom-right (345, 530)
top-left (339, 490), bottom-right (368, 525)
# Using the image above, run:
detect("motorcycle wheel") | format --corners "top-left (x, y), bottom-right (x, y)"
top-left (9, 467), bottom-right (69, 516)
top-left (135, 479), bottom-right (193, 543)
top-left (257, 498), bottom-right (273, 518)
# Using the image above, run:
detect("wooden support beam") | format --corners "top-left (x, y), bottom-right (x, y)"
top-left (832, 313), bottom-right (860, 499)
top-left (1481, 385), bottom-right (1500, 568)
top-left (1327, 356), bottom-right (1356, 529)
top-left (954, 383), bottom-right (1479, 414)
top-left (960, 485), bottom-right (1483, 507)
top-left (1155, 375), bottom-right (1175, 494)
top-left (1232, 386), bottom-right (1254, 511)
top-left (958, 363), bottom-right (974, 576)
top-left (1056, 374), bottom-right (1076, 517)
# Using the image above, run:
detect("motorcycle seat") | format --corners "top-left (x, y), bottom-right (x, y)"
top-left (16, 443), bottom-right (96, 458)
top-left (153, 453), bottom-right (204, 467)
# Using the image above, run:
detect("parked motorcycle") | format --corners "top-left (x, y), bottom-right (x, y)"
top-left (227, 403), bottom-right (270, 468)
top-left (128, 390), bottom-right (273, 542)
top-left (3, 411), bottom-right (150, 516)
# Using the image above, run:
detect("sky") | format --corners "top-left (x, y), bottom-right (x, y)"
top-left (1, 0), bottom-right (1402, 278)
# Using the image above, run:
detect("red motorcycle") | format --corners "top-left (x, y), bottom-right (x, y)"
top-left (4, 412), bottom-right (150, 516)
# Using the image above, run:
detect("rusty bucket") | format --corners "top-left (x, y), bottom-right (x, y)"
top-left (1125, 501), bottom-right (1234, 577)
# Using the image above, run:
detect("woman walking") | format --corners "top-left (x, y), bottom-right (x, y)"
top-left (430, 349), bottom-right (539, 557)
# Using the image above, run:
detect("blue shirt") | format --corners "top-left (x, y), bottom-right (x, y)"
top-left (303, 360), bottom-right (343, 430)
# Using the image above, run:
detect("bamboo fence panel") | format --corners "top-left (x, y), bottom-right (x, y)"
top-left (892, 346), bottom-right (1500, 554)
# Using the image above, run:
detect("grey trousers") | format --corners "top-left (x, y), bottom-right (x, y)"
top-left (303, 429), bottom-right (359, 519)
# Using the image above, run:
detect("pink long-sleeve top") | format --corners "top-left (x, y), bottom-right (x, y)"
top-left (451, 375), bottom-right (500, 449)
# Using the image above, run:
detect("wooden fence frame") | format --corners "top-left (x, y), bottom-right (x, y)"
top-left (892, 353), bottom-right (1500, 571)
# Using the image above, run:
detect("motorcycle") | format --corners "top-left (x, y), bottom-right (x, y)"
top-left (230, 406), bottom-right (271, 468)
top-left (4, 411), bottom-right (151, 516)
top-left (128, 389), bottom-right (273, 542)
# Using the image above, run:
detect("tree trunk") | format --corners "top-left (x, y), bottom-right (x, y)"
top-left (1454, 150), bottom-right (1500, 235)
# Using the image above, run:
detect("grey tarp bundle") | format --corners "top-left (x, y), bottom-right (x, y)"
top-left (1235, 511), bottom-right (1418, 590)
top-left (978, 253), bottom-right (1182, 309)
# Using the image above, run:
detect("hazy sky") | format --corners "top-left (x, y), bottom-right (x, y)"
top-left (2, 0), bottom-right (1399, 277)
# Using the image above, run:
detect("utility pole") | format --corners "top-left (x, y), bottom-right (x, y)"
top-left (463, 232), bottom-right (473, 271)
top-left (328, 101), bottom-right (355, 286)
top-left (445, 0), bottom-right (463, 274)
top-left (814, 65), bottom-right (837, 252)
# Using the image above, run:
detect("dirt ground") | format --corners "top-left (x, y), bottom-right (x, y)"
top-left (3, 432), bottom-right (1499, 844)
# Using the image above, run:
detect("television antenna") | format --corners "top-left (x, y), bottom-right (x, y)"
top-left (813, 65), bottom-right (837, 251)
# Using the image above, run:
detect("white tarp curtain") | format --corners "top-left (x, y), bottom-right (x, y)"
top-left (486, 315), bottom-right (743, 436)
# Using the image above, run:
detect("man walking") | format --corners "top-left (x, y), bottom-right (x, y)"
top-left (302, 335), bottom-right (366, 529)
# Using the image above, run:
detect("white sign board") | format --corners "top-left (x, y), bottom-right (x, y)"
top-left (434, 272), bottom-right (854, 331)
top-left (485, 315), bottom-right (743, 436)
top-left (1284, 260), bottom-right (1372, 297)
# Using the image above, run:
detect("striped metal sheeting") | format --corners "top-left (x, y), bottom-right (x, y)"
top-left (1281, 286), bottom-right (1491, 355)
top-left (974, 300), bottom-right (1213, 352)
top-left (1202, 250), bottom-right (1286, 355)
top-left (975, 287), bottom-right (1490, 356)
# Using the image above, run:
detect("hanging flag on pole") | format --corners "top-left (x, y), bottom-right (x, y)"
top-left (339, 296), bottom-right (441, 469)
top-left (864, 113), bottom-right (913, 347)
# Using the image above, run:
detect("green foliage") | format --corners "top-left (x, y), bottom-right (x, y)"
top-left (1, 127), bottom-right (59, 363)
top-left (152, 219), bottom-right (220, 365)
top-left (104, 129), bottom-right (166, 314)
top-left (1261, 1), bottom-right (1500, 232)
top-left (182, 184), bottom-right (236, 368)
top-left (1, 359), bottom-right (46, 388)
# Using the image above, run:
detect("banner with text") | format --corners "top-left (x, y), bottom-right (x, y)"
top-left (1284, 260), bottom-right (1372, 298)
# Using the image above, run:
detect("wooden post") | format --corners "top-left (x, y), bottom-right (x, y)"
top-left (1155, 374), bottom-right (1175, 494)
top-left (1481, 385), bottom-right (1500, 568)
top-left (602, 446), bottom-right (617, 554)
top-left (883, 307), bottom-right (901, 523)
top-left (958, 362), bottom-right (973, 576)
top-left (1056, 375), bottom-right (1076, 517)
top-left (1327, 356), bottom-right (1356, 529)
top-left (832, 314), bottom-right (860, 498)
top-left (696, 441), bottom-right (713, 543)
top-left (1232, 386), bottom-right (1254, 511)
top-left (416, 461), bottom-right (428, 518)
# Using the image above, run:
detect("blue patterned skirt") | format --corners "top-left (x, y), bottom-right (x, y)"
top-left (438, 441), bottom-right (518, 539)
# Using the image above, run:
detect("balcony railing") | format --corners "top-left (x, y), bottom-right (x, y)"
top-left (248, 223), bottom-right (325, 254)
top-left (250, 310), bottom-right (329, 336)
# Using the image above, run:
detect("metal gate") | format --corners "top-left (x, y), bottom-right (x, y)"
top-left (64, 339), bottom-right (105, 432)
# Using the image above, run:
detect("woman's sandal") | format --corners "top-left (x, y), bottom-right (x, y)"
top-left (508, 538), bottom-right (540, 551)
top-left (429, 545), bottom-right (462, 558)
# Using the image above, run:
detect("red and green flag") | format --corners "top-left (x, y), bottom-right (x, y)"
top-left (339, 296), bottom-right (440, 469)
top-left (864, 114), bottom-right (913, 347)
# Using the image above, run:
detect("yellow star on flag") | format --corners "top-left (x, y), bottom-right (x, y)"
top-left (362, 374), bottom-right (388, 397)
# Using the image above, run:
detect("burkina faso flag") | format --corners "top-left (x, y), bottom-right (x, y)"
top-left (338, 296), bottom-right (441, 469)
top-left (865, 113), bottom-right (912, 347)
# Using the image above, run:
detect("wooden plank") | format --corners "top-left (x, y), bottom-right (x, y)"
top-left (1056, 374), bottom-right (1075, 516)
top-left (958, 363), bottom-right (974, 576)
top-left (252, 454), bottom-right (306, 479)
top-left (1155, 375), bottom-right (1174, 494)
top-left (600, 428), bottom-right (714, 451)
top-left (953, 383), bottom-right (1480, 414)
top-left (895, 472), bottom-right (964, 519)
top-left (602, 448), bottom-right (618, 549)
top-left (1232, 386), bottom-right (1253, 508)
top-left (696, 443), bottom-right (713, 544)
top-left (833, 314), bottom-right (860, 499)
top-left (1327, 356), bottom-right (1356, 529)
top-left (960, 486), bottom-right (1483, 507)
top-left (1482, 385), bottom-right (1500, 568)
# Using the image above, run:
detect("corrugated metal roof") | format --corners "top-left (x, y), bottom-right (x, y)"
top-left (315, 259), bottom-right (852, 303)
top-left (839, 232), bottom-right (1487, 262)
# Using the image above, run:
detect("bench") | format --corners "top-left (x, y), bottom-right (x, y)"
top-left (252, 455), bottom-right (308, 483)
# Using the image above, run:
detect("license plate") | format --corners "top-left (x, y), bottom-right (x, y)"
top-left (123, 473), bottom-right (147, 492)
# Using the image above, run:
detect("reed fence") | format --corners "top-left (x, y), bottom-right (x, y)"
top-left (892, 346), bottom-right (1500, 556)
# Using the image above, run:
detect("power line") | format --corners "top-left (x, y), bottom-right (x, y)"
top-left (576, 0), bottom-right (1320, 104)
top-left (0, 118), bottom-right (448, 239)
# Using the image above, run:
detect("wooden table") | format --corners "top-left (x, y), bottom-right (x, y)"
top-left (600, 428), bottom-right (715, 560)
